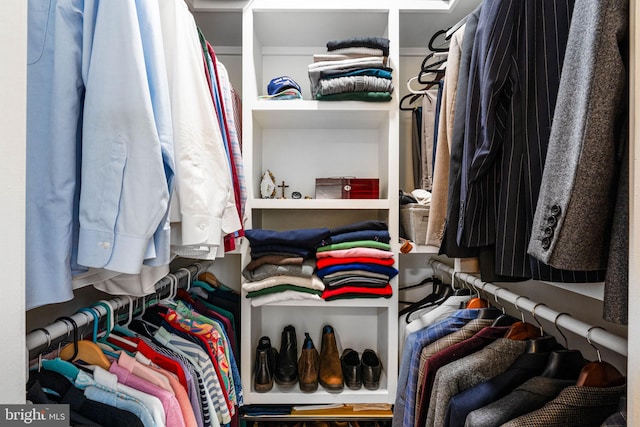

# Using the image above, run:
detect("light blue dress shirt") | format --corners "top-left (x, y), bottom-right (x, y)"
top-left (26, 0), bottom-right (83, 309)
top-left (27, 0), bottom-right (175, 309)
top-left (77, 0), bottom-right (170, 274)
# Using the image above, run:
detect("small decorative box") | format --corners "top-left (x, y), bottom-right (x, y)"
top-left (315, 178), bottom-right (380, 199)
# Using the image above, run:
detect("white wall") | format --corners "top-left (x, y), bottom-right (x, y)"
top-left (0, 0), bottom-right (27, 404)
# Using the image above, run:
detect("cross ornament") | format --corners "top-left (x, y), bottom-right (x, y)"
top-left (278, 180), bottom-right (289, 198)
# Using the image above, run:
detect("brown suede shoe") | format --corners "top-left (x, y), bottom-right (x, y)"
top-left (318, 325), bottom-right (344, 391)
top-left (298, 332), bottom-right (320, 392)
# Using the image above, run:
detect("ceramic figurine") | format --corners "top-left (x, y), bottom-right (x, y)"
top-left (260, 170), bottom-right (277, 199)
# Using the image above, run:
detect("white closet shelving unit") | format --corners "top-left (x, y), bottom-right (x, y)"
top-left (239, 0), bottom-right (400, 404)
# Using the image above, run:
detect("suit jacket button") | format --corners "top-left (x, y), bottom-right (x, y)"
top-left (541, 237), bottom-right (551, 250)
top-left (547, 216), bottom-right (557, 227)
top-left (544, 227), bottom-right (554, 238)
top-left (551, 204), bottom-right (562, 216)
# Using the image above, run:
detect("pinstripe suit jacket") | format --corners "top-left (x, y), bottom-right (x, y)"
top-left (457, 0), bottom-right (603, 282)
top-left (528, 0), bottom-right (628, 271)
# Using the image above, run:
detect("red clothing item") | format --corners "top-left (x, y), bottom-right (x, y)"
top-left (316, 256), bottom-right (395, 269)
top-left (106, 335), bottom-right (189, 392)
top-left (321, 284), bottom-right (393, 300)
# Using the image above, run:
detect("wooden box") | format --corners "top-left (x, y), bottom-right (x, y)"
top-left (315, 178), bottom-right (380, 199)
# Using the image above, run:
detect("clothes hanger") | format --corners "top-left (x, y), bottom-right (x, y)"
top-left (401, 264), bottom-right (454, 320)
top-left (399, 56), bottom-right (445, 110)
top-left (400, 76), bottom-right (430, 111)
top-left (110, 295), bottom-right (137, 338)
top-left (197, 270), bottom-right (237, 293)
top-left (428, 29), bottom-right (449, 53)
top-left (540, 312), bottom-right (587, 380)
top-left (445, 14), bottom-right (469, 40)
top-left (523, 303), bottom-right (558, 353)
top-left (451, 271), bottom-right (472, 297)
top-left (30, 327), bottom-right (51, 372)
top-left (401, 279), bottom-right (452, 321)
top-left (398, 276), bottom-right (440, 314)
top-left (503, 296), bottom-right (542, 341)
top-left (575, 326), bottom-right (625, 387)
top-left (490, 288), bottom-right (518, 326)
top-left (59, 308), bottom-right (112, 370)
top-left (91, 300), bottom-right (124, 357)
top-left (465, 278), bottom-right (489, 309)
top-left (418, 53), bottom-right (447, 84)
top-left (40, 316), bottom-right (81, 380)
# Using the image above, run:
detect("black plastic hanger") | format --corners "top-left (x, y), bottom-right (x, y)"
top-left (399, 277), bottom-right (447, 316)
top-left (428, 29), bottom-right (449, 52)
top-left (540, 312), bottom-right (587, 380)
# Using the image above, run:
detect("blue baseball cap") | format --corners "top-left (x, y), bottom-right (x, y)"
top-left (267, 76), bottom-right (302, 95)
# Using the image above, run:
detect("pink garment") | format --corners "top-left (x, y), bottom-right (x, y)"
top-left (148, 362), bottom-right (198, 427)
top-left (110, 362), bottom-right (186, 427)
top-left (117, 351), bottom-right (174, 394)
top-left (315, 247), bottom-right (394, 259)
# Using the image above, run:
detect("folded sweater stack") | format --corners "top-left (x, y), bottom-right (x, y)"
top-left (316, 220), bottom-right (397, 300)
top-left (308, 36), bottom-right (394, 102)
top-left (242, 228), bottom-right (330, 306)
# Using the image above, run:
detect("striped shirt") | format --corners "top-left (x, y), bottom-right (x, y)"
top-left (154, 327), bottom-right (225, 427)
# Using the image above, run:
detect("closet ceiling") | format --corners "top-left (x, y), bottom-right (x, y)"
top-left (189, 0), bottom-right (485, 51)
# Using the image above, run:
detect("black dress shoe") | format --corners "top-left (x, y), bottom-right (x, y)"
top-left (254, 336), bottom-right (278, 392)
top-left (340, 348), bottom-right (362, 390)
top-left (275, 325), bottom-right (298, 386)
top-left (361, 349), bottom-right (382, 390)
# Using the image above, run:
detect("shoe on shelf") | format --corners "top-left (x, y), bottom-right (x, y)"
top-left (361, 348), bottom-right (382, 390)
top-left (340, 348), bottom-right (362, 390)
top-left (298, 332), bottom-right (320, 392)
top-left (254, 336), bottom-right (278, 392)
top-left (275, 325), bottom-right (299, 386)
top-left (318, 324), bottom-right (344, 391)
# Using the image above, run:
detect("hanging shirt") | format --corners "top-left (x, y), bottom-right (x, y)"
top-left (158, 0), bottom-right (240, 259)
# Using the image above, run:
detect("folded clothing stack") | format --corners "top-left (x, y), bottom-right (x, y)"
top-left (242, 228), bottom-right (330, 306)
top-left (308, 36), bottom-right (393, 102)
top-left (316, 220), bottom-right (397, 300)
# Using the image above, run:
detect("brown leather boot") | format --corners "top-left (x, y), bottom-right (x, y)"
top-left (318, 325), bottom-right (344, 391)
top-left (298, 332), bottom-right (320, 392)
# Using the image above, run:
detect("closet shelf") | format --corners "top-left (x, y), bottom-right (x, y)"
top-left (248, 298), bottom-right (394, 308)
top-left (245, 375), bottom-right (390, 405)
top-left (249, 199), bottom-right (390, 210)
top-left (251, 107), bottom-right (390, 129)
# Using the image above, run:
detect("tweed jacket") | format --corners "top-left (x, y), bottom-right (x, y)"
top-left (464, 376), bottom-right (575, 427)
top-left (425, 338), bottom-right (526, 427)
top-left (501, 384), bottom-right (626, 427)
top-left (528, 0), bottom-right (628, 271)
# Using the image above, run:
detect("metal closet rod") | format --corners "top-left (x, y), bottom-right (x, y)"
top-left (25, 261), bottom-right (212, 360)
top-left (429, 260), bottom-right (628, 357)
